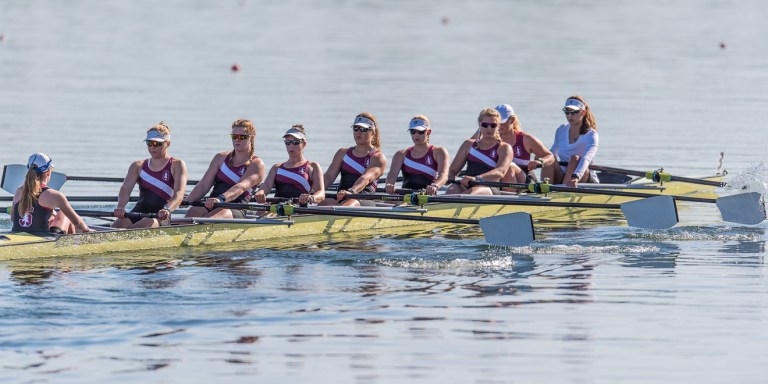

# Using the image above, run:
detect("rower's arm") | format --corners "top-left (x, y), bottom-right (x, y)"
top-left (51, 191), bottom-right (89, 232)
top-left (348, 152), bottom-right (386, 193)
top-left (524, 133), bottom-right (554, 168)
top-left (447, 140), bottom-right (472, 180)
top-left (116, 161), bottom-right (141, 210)
top-left (166, 159), bottom-right (188, 211)
top-left (253, 164), bottom-right (278, 201)
top-left (185, 153), bottom-right (225, 202)
top-left (308, 162), bottom-right (325, 204)
top-left (323, 148), bottom-right (346, 187)
top-left (432, 146), bottom-right (451, 188)
top-left (384, 150), bottom-right (405, 187)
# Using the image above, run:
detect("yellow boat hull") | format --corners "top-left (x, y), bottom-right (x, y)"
top-left (0, 176), bottom-right (724, 260)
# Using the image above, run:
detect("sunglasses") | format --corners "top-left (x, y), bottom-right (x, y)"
top-left (284, 139), bottom-right (303, 146)
top-left (231, 134), bottom-right (251, 141)
top-left (146, 141), bottom-right (165, 148)
top-left (479, 122), bottom-right (498, 129)
top-left (563, 108), bottom-right (581, 116)
top-left (409, 129), bottom-right (426, 135)
top-left (352, 126), bottom-right (372, 133)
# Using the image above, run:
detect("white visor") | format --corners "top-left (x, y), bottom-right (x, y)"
top-left (408, 118), bottom-right (430, 131)
top-left (145, 130), bottom-right (170, 142)
top-left (283, 128), bottom-right (307, 141)
top-left (564, 98), bottom-right (586, 111)
top-left (352, 116), bottom-right (375, 129)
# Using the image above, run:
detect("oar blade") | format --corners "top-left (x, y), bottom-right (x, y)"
top-left (1, 164), bottom-right (26, 194)
top-left (2, 164), bottom-right (67, 193)
top-left (716, 192), bottom-right (766, 225)
top-left (620, 196), bottom-right (679, 229)
top-left (478, 212), bottom-right (535, 247)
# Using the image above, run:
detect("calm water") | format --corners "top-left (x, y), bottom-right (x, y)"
top-left (2, 0), bottom-right (768, 382)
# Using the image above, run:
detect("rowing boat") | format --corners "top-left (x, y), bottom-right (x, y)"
top-left (0, 173), bottom-right (728, 260)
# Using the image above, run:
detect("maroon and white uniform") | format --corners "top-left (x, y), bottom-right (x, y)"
top-left (211, 153), bottom-right (254, 203)
top-left (465, 142), bottom-right (500, 177)
top-left (133, 158), bottom-right (175, 214)
top-left (402, 145), bottom-right (438, 189)
top-left (275, 161), bottom-right (313, 198)
top-left (339, 147), bottom-right (377, 194)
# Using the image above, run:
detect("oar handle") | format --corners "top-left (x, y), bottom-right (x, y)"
top-left (72, 209), bottom-right (158, 219)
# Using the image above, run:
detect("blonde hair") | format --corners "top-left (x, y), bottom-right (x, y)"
top-left (477, 108), bottom-right (502, 142)
top-left (290, 124), bottom-right (306, 135)
top-left (17, 168), bottom-right (48, 217)
top-left (231, 119), bottom-right (256, 166)
top-left (357, 112), bottom-right (381, 149)
top-left (567, 95), bottom-right (597, 134)
top-left (511, 115), bottom-right (522, 133)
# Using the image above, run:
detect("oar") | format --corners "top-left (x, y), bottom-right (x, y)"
top-left (2, 207), bottom-right (156, 220)
top-left (462, 180), bottom-right (766, 226)
top-left (1, 164), bottom-right (200, 193)
top-left (187, 201), bottom-right (535, 247)
top-left (331, 192), bottom-right (679, 230)
top-left (589, 164), bottom-right (724, 187)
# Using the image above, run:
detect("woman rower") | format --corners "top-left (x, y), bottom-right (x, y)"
top-left (384, 115), bottom-right (449, 196)
top-left (320, 112), bottom-right (387, 206)
top-left (113, 122), bottom-right (188, 229)
top-left (10, 153), bottom-right (90, 234)
top-left (446, 108), bottom-right (513, 195)
top-left (184, 119), bottom-right (266, 218)
top-left (252, 125), bottom-right (324, 205)
top-left (472, 104), bottom-right (554, 183)
top-left (541, 95), bottom-right (599, 187)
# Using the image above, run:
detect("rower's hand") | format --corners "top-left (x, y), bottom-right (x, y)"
top-left (253, 192), bottom-right (266, 204)
top-left (158, 209), bottom-right (171, 221)
top-left (336, 189), bottom-right (352, 201)
top-left (426, 184), bottom-right (439, 196)
top-left (80, 225), bottom-right (91, 233)
top-left (527, 161), bottom-right (540, 172)
top-left (298, 193), bottom-right (314, 206)
top-left (385, 183), bottom-right (396, 194)
top-left (113, 208), bottom-right (126, 219)
top-left (204, 197), bottom-right (219, 210)
top-left (460, 176), bottom-right (475, 188)
top-left (567, 177), bottom-right (579, 188)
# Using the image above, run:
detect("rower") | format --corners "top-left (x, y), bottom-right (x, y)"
top-left (446, 108), bottom-right (513, 195)
top-left (384, 115), bottom-right (450, 196)
top-left (10, 153), bottom-right (90, 234)
top-left (541, 95), bottom-right (600, 187)
top-left (471, 104), bottom-right (554, 184)
top-left (184, 119), bottom-right (266, 219)
top-left (112, 122), bottom-right (188, 229)
top-left (320, 112), bottom-right (387, 207)
top-left (252, 125), bottom-right (325, 206)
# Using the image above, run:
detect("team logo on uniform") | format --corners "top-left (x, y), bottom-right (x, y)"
top-left (239, 166), bottom-right (245, 176)
top-left (364, 158), bottom-right (370, 167)
top-left (425, 156), bottom-right (433, 165)
top-left (515, 147), bottom-right (522, 157)
top-left (299, 166), bottom-right (306, 175)
top-left (162, 170), bottom-right (170, 181)
top-left (491, 149), bottom-right (497, 158)
top-left (19, 212), bottom-right (33, 227)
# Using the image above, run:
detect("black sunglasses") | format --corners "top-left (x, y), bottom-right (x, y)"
top-left (284, 139), bottom-right (303, 146)
top-left (146, 141), bottom-right (164, 147)
top-left (409, 129), bottom-right (426, 135)
top-left (563, 108), bottom-right (581, 115)
top-left (479, 122), bottom-right (498, 129)
top-left (352, 126), bottom-right (372, 133)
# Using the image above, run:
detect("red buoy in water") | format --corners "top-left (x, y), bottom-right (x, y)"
top-left (719, 41), bottom-right (726, 49)
top-left (231, 63), bottom-right (240, 72)
top-left (0, 34), bottom-right (6, 42)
